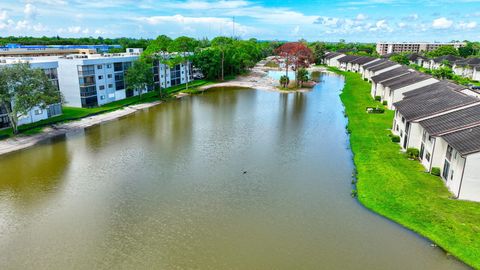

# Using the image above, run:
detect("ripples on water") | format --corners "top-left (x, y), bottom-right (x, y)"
top-left (0, 73), bottom-right (467, 269)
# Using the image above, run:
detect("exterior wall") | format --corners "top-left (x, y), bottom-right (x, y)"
top-left (386, 78), bottom-right (438, 109)
top-left (376, 42), bottom-right (466, 55)
top-left (57, 59), bottom-right (83, 107)
top-left (473, 69), bottom-right (480, 81)
top-left (326, 55), bottom-right (345, 68)
top-left (458, 152), bottom-right (480, 201)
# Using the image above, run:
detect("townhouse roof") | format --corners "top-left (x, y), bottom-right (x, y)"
top-left (367, 61), bottom-right (398, 72)
top-left (433, 55), bottom-right (463, 63)
top-left (403, 81), bottom-right (465, 99)
top-left (362, 59), bottom-right (387, 69)
top-left (454, 58), bottom-right (480, 67)
top-left (379, 72), bottom-right (425, 89)
top-left (407, 53), bottom-right (427, 61)
top-left (388, 74), bottom-right (434, 91)
top-left (350, 56), bottom-right (378, 65)
top-left (442, 125), bottom-right (480, 156)
top-left (371, 67), bottom-right (411, 83)
top-left (324, 52), bottom-right (343, 59)
top-left (337, 55), bottom-right (362, 63)
top-left (394, 89), bottom-right (479, 121)
top-left (419, 104), bottom-right (480, 136)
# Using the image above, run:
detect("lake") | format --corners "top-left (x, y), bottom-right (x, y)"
top-left (0, 73), bottom-right (467, 269)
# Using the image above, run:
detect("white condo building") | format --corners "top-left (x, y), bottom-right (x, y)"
top-left (0, 58), bottom-right (62, 129)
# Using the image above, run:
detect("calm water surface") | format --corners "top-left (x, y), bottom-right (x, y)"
top-left (0, 73), bottom-right (468, 269)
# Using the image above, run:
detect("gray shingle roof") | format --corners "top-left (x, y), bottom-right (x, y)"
top-left (419, 104), bottom-right (480, 136)
top-left (442, 125), bottom-right (480, 156)
top-left (403, 81), bottom-right (465, 99)
top-left (433, 55), bottom-right (463, 63)
top-left (350, 56), bottom-right (377, 65)
top-left (362, 59), bottom-right (387, 69)
top-left (371, 67), bottom-right (411, 83)
top-left (324, 52), bottom-right (343, 59)
top-left (394, 89), bottom-right (479, 121)
top-left (380, 72), bottom-right (424, 88)
top-left (337, 55), bottom-right (362, 63)
top-left (388, 74), bottom-right (433, 91)
top-left (368, 61), bottom-right (398, 72)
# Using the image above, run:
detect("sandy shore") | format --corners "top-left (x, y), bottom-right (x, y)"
top-left (0, 101), bottom-right (161, 156)
top-left (199, 61), bottom-right (328, 93)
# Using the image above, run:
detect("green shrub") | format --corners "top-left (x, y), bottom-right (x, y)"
top-left (391, 135), bottom-right (400, 143)
top-left (406, 148), bottom-right (420, 159)
top-left (382, 100), bottom-right (388, 106)
top-left (431, 167), bottom-right (441, 176)
top-left (375, 96), bottom-right (381, 101)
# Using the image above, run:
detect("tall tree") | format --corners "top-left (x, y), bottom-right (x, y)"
top-left (169, 36), bottom-right (199, 91)
top-left (143, 35), bottom-right (172, 96)
top-left (275, 42), bottom-right (313, 86)
top-left (426, 46), bottom-right (459, 58)
top-left (125, 60), bottom-right (154, 100)
top-left (312, 42), bottom-right (326, 64)
top-left (0, 63), bottom-right (61, 134)
top-left (211, 36), bottom-right (233, 81)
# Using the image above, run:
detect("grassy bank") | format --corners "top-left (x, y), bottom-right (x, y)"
top-left (331, 67), bottom-right (480, 269)
top-left (0, 80), bottom-right (211, 139)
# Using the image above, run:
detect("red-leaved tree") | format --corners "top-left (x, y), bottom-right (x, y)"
top-left (275, 42), bottom-right (314, 86)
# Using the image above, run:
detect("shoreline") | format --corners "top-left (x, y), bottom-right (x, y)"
top-left (0, 101), bottom-right (161, 156)
top-left (332, 67), bottom-right (479, 269)
top-left (0, 61), bottom-right (329, 157)
top-left (198, 63), bottom-right (328, 93)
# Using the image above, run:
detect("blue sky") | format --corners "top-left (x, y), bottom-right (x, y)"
top-left (0, 0), bottom-right (479, 42)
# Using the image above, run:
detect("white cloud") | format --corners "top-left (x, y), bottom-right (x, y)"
top-left (0, 10), bottom-right (8, 21)
top-left (432, 17), bottom-right (453, 29)
top-left (134, 14), bottom-right (257, 37)
top-left (24, 3), bottom-right (37, 20)
top-left (356, 13), bottom-right (368, 20)
top-left (456, 21), bottom-right (477, 30)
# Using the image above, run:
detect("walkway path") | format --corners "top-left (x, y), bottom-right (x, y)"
top-left (0, 101), bottom-right (161, 156)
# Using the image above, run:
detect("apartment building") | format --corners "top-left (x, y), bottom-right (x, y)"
top-left (376, 42), bottom-right (466, 55)
top-left (0, 44), bottom-right (121, 57)
top-left (57, 50), bottom-right (193, 108)
top-left (0, 58), bottom-right (62, 129)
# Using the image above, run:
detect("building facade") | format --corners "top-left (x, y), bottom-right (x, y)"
top-left (376, 42), bottom-right (466, 55)
top-left (0, 59), bottom-right (62, 129)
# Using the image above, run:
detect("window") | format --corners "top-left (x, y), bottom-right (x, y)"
top-left (106, 64), bottom-right (112, 68)
top-left (99, 85), bottom-right (105, 90)
top-left (401, 117), bottom-right (405, 124)
top-left (34, 109), bottom-right (42, 115)
top-left (426, 152), bottom-right (431, 162)
top-left (442, 160), bottom-right (450, 180)
top-left (98, 75), bottom-right (103, 80)
top-left (446, 145), bottom-right (453, 161)
top-left (422, 130), bottom-right (427, 142)
top-left (107, 74), bottom-right (112, 79)
top-left (451, 170), bottom-right (454, 181)
top-left (97, 65), bottom-right (103, 69)
top-left (100, 95), bottom-right (105, 100)
top-left (108, 84), bottom-right (113, 88)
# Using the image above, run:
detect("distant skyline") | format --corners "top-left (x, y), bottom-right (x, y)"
top-left (0, 0), bottom-right (480, 42)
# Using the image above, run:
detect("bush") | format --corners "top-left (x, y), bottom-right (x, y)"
top-left (391, 135), bottom-right (400, 143)
top-left (382, 101), bottom-right (388, 106)
top-left (406, 148), bottom-right (420, 159)
top-left (375, 96), bottom-right (381, 101)
top-left (431, 167), bottom-right (441, 176)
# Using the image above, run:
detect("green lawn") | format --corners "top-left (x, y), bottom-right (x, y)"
top-left (0, 80), bottom-right (211, 139)
top-left (331, 67), bottom-right (480, 269)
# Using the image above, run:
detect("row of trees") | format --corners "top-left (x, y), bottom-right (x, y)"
top-left (0, 36), bottom-right (150, 50)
